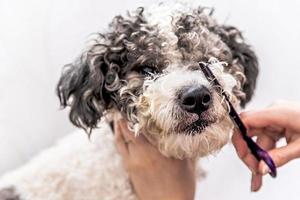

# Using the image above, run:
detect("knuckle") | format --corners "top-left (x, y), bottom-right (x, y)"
top-left (273, 151), bottom-right (285, 166)
top-left (240, 154), bottom-right (247, 160)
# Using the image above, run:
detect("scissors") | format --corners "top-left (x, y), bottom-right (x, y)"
top-left (199, 61), bottom-right (277, 178)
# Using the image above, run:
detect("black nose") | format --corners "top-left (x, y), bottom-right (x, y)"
top-left (180, 86), bottom-right (212, 114)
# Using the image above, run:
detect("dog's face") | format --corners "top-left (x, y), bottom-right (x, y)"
top-left (57, 4), bottom-right (258, 159)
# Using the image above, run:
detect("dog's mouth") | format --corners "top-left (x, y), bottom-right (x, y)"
top-left (183, 119), bottom-right (215, 135)
top-left (174, 111), bottom-right (218, 136)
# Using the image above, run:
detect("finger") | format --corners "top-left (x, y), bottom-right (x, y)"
top-left (259, 139), bottom-right (300, 175)
top-left (243, 154), bottom-right (259, 175)
top-left (132, 131), bottom-right (149, 146)
top-left (256, 134), bottom-right (276, 152)
top-left (232, 131), bottom-right (258, 174)
top-left (232, 130), bottom-right (249, 159)
top-left (250, 133), bottom-right (276, 190)
top-left (251, 173), bottom-right (262, 192)
top-left (114, 121), bottom-right (129, 158)
top-left (118, 119), bottom-right (136, 143)
top-left (119, 120), bottom-right (150, 147)
top-left (233, 129), bottom-right (277, 175)
top-left (235, 130), bottom-right (274, 191)
top-left (240, 113), bottom-right (285, 139)
top-left (247, 128), bottom-right (266, 137)
top-left (241, 108), bottom-right (300, 131)
top-left (118, 120), bottom-right (148, 156)
top-left (232, 128), bottom-right (270, 153)
top-left (264, 125), bottom-right (285, 134)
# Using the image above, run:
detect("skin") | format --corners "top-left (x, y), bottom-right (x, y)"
top-left (115, 101), bottom-right (300, 197)
top-left (232, 101), bottom-right (300, 191)
top-left (114, 119), bottom-right (196, 200)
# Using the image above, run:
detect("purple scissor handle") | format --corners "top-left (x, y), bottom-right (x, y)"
top-left (199, 62), bottom-right (277, 178)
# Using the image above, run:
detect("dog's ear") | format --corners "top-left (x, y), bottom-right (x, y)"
top-left (214, 25), bottom-right (259, 107)
top-left (57, 51), bottom-right (113, 131)
top-left (57, 9), bottom-right (147, 131)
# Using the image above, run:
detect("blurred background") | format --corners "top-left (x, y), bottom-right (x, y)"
top-left (0, 0), bottom-right (300, 199)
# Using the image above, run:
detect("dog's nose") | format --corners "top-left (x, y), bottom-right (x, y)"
top-left (180, 86), bottom-right (212, 114)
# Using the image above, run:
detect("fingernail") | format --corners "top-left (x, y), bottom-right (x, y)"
top-left (251, 182), bottom-right (259, 192)
top-left (251, 180), bottom-right (257, 192)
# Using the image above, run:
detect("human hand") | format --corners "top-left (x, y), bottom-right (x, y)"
top-left (232, 101), bottom-right (300, 191)
top-left (114, 119), bottom-right (196, 200)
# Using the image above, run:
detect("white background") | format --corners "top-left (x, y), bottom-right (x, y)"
top-left (0, 0), bottom-right (300, 199)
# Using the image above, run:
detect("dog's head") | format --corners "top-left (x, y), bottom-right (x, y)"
top-left (57, 4), bottom-right (258, 159)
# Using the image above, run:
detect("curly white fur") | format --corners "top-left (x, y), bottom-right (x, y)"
top-left (0, 122), bottom-right (137, 200)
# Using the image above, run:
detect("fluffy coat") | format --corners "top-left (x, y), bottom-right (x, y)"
top-left (0, 1), bottom-right (258, 199)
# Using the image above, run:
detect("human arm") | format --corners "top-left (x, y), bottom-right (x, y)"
top-left (114, 119), bottom-right (196, 200)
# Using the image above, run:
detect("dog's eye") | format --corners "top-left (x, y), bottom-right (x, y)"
top-left (139, 66), bottom-right (159, 75)
top-left (105, 72), bottom-right (117, 85)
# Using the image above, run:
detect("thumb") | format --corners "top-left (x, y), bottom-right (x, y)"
top-left (258, 141), bottom-right (300, 175)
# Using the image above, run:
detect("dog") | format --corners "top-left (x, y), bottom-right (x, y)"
top-left (0, 2), bottom-right (258, 200)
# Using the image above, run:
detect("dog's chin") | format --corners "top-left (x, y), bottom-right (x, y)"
top-left (157, 112), bottom-right (232, 159)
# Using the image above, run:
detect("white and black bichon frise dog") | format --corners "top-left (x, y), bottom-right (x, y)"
top-left (0, 2), bottom-right (258, 200)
